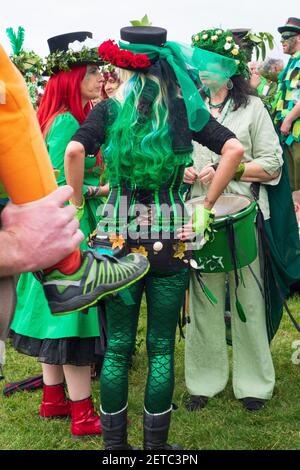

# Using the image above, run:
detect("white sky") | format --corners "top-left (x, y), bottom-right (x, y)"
top-left (0, 0), bottom-right (299, 64)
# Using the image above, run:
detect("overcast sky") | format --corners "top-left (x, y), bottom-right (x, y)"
top-left (1, 0), bottom-right (299, 63)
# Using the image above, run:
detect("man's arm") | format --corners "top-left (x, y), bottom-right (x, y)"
top-left (0, 186), bottom-right (83, 277)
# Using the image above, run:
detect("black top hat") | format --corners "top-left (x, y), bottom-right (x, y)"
top-left (120, 26), bottom-right (167, 46)
top-left (44, 31), bottom-right (103, 76)
top-left (278, 17), bottom-right (300, 34)
top-left (47, 31), bottom-right (93, 54)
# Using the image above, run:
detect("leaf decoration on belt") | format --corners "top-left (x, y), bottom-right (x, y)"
top-left (109, 233), bottom-right (125, 250)
top-left (131, 245), bottom-right (149, 257)
top-left (173, 241), bottom-right (187, 260)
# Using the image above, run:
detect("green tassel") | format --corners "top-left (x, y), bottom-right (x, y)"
top-left (6, 26), bottom-right (25, 55)
top-left (236, 298), bottom-right (247, 323)
top-left (202, 283), bottom-right (218, 305)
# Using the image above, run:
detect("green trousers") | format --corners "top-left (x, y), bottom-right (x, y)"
top-left (100, 269), bottom-right (189, 414)
top-left (285, 141), bottom-right (300, 191)
top-left (185, 255), bottom-right (275, 399)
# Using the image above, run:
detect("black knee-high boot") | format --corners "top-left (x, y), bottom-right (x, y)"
top-left (100, 406), bottom-right (133, 450)
top-left (143, 408), bottom-right (182, 450)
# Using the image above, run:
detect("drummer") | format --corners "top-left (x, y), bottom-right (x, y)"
top-left (179, 28), bottom-right (283, 412)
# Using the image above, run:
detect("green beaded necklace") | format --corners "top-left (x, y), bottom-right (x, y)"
top-left (208, 100), bottom-right (226, 109)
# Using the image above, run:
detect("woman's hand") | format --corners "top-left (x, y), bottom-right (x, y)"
top-left (177, 218), bottom-right (195, 241)
top-left (99, 183), bottom-right (110, 196)
top-left (85, 183), bottom-right (110, 198)
top-left (198, 164), bottom-right (216, 185)
top-left (183, 167), bottom-right (198, 184)
top-left (177, 207), bottom-right (215, 242)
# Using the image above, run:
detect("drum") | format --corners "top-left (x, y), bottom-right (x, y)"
top-left (186, 194), bottom-right (258, 273)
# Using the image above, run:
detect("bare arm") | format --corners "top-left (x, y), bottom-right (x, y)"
top-left (64, 141), bottom-right (86, 207)
top-left (204, 138), bottom-right (244, 209)
top-left (240, 162), bottom-right (280, 182)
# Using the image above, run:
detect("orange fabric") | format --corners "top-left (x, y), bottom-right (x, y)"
top-left (0, 44), bottom-right (57, 204)
top-left (0, 45), bottom-right (80, 274)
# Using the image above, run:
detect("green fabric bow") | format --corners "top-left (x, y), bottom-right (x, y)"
top-left (119, 40), bottom-right (237, 132)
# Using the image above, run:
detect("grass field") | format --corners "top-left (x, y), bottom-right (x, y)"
top-left (1, 295), bottom-right (300, 450)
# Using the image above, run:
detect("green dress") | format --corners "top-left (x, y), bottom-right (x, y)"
top-left (10, 112), bottom-right (104, 365)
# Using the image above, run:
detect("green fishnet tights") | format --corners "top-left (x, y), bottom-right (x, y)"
top-left (100, 269), bottom-right (189, 414)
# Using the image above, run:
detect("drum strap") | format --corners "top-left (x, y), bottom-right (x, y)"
top-left (226, 220), bottom-right (247, 323)
top-left (193, 269), bottom-right (218, 306)
top-left (251, 183), bottom-right (300, 334)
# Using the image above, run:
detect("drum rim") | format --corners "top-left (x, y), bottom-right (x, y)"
top-left (186, 194), bottom-right (255, 220)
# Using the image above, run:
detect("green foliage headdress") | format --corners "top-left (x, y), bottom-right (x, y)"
top-left (192, 28), bottom-right (250, 79)
top-left (6, 26), bottom-right (44, 76)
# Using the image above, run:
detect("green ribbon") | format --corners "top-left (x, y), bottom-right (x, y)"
top-left (119, 40), bottom-right (237, 132)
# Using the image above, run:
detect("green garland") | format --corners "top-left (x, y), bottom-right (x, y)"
top-left (192, 28), bottom-right (250, 78)
top-left (45, 47), bottom-right (102, 76)
top-left (11, 50), bottom-right (44, 76)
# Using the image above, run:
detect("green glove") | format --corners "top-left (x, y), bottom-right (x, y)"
top-left (192, 205), bottom-right (215, 242)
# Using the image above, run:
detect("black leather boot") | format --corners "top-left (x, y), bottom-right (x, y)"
top-left (143, 408), bottom-right (182, 450)
top-left (101, 406), bottom-right (133, 450)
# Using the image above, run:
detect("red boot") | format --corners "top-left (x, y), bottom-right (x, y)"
top-left (70, 396), bottom-right (102, 438)
top-left (40, 383), bottom-right (71, 419)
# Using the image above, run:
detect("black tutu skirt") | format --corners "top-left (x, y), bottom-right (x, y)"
top-left (10, 331), bottom-right (106, 366)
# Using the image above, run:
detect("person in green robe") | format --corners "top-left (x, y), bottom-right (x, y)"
top-left (10, 32), bottom-right (109, 439)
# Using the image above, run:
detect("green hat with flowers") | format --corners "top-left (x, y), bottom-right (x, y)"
top-left (191, 28), bottom-right (250, 79)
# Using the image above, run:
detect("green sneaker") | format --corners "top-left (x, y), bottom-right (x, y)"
top-left (40, 251), bottom-right (150, 315)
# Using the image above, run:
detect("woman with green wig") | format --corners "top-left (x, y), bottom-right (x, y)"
top-left (65, 25), bottom-right (244, 450)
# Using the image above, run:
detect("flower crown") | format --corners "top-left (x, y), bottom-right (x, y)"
top-left (98, 40), bottom-right (151, 70)
top-left (192, 28), bottom-right (250, 78)
top-left (45, 38), bottom-right (101, 76)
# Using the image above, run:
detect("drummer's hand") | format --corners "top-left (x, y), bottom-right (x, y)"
top-left (198, 164), bottom-right (215, 185)
top-left (177, 219), bottom-right (195, 241)
top-left (177, 207), bottom-right (215, 242)
top-left (183, 167), bottom-right (198, 184)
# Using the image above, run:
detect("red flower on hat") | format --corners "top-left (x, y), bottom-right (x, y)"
top-left (98, 40), bottom-right (151, 70)
top-left (116, 50), bottom-right (134, 68)
top-left (98, 40), bottom-right (118, 61)
top-left (131, 54), bottom-right (151, 69)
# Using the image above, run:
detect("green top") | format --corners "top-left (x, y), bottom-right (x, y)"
top-left (191, 96), bottom-right (283, 219)
top-left (46, 112), bottom-right (102, 192)
top-left (274, 50), bottom-right (300, 145)
top-left (11, 112), bottom-right (102, 339)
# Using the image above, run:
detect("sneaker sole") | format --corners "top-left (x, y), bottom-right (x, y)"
top-left (50, 262), bottom-right (150, 316)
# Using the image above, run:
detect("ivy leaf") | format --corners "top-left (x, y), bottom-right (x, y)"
top-left (130, 20), bottom-right (142, 26)
top-left (141, 14), bottom-right (151, 26)
top-left (266, 34), bottom-right (274, 50)
top-left (260, 41), bottom-right (266, 60)
top-left (130, 14), bottom-right (152, 27)
top-left (248, 34), bottom-right (262, 44)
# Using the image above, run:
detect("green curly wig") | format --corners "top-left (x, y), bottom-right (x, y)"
top-left (191, 28), bottom-right (250, 79)
top-left (103, 74), bottom-right (191, 190)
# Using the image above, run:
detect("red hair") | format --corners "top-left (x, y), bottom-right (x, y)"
top-left (37, 66), bottom-right (91, 136)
